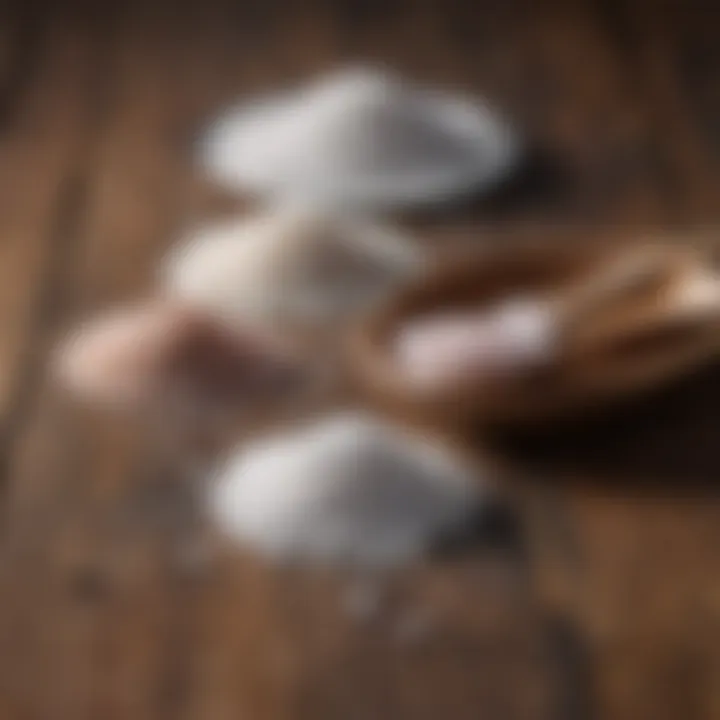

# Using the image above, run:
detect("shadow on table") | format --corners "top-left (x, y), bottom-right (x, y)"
top-left (486, 360), bottom-right (720, 494)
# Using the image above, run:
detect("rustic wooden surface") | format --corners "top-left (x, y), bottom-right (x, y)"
top-left (0, 0), bottom-right (718, 718)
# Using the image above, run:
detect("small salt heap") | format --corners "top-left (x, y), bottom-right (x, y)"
top-left (209, 413), bottom-right (486, 567)
top-left (200, 67), bottom-right (519, 208)
top-left (395, 298), bottom-right (557, 392)
top-left (54, 301), bottom-right (307, 413)
top-left (161, 206), bottom-right (424, 334)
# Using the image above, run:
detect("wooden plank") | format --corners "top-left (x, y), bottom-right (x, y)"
top-left (0, 2), bottom-right (93, 433)
top-left (0, 0), bottom-right (38, 125)
top-left (593, 0), bottom-right (720, 224)
top-left (0, 2), bottom-right (238, 719)
top-left (0, 4), bottom-right (121, 719)
top-left (428, 0), bottom-right (665, 226)
top-left (522, 480), bottom-right (720, 720)
top-left (505, 43), bottom-right (720, 716)
top-left (469, 3), bottom-right (720, 720)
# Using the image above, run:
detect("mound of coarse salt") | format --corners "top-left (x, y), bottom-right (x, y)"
top-left (200, 67), bottom-right (520, 209)
top-left (395, 298), bottom-right (557, 392)
top-left (161, 206), bottom-right (424, 334)
top-left (54, 301), bottom-right (306, 413)
top-left (208, 413), bottom-right (486, 567)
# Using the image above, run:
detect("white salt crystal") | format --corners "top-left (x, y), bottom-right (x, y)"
top-left (200, 67), bottom-right (520, 209)
top-left (208, 413), bottom-right (486, 568)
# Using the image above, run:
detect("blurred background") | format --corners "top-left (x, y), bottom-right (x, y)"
top-left (0, 0), bottom-right (718, 718)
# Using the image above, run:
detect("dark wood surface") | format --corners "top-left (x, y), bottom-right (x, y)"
top-left (0, 1), bottom-right (718, 718)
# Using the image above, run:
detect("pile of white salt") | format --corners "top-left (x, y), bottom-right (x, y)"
top-left (209, 413), bottom-right (486, 567)
top-left (161, 205), bottom-right (424, 334)
top-left (201, 67), bottom-right (519, 209)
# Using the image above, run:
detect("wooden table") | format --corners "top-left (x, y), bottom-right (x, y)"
top-left (0, 0), bottom-right (718, 718)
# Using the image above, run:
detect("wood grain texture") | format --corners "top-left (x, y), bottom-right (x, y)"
top-left (0, 1), bottom-right (718, 719)
top-left (512, 4), bottom-right (720, 720)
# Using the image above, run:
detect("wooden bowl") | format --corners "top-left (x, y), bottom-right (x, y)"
top-left (347, 238), bottom-right (720, 433)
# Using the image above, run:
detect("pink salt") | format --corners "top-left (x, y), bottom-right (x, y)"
top-left (395, 298), bottom-right (556, 391)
